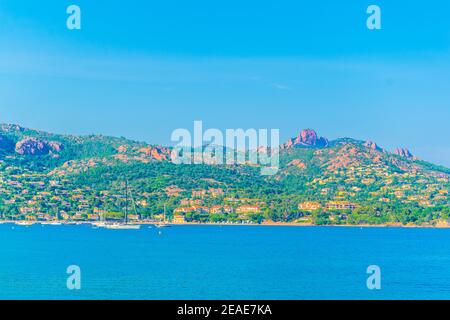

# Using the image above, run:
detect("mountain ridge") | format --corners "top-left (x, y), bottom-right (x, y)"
top-left (0, 124), bottom-right (433, 168)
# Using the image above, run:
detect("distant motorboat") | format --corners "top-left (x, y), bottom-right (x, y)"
top-left (154, 223), bottom-right (171, 228)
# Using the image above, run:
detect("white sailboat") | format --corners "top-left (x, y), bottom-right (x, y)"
top-left (154, 204), bottom-right (171, 228)
top-left (104, 178), bottom-right (141, 230)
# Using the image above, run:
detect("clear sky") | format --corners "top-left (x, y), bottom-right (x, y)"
top-left (0, 0), bottom-right (449, 166)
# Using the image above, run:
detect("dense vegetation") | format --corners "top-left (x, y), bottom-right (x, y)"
top-left (0, 124), bottom-right (449, 226)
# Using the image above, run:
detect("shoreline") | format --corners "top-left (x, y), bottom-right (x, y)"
top-left (169, 221), bottom-right (450, 229)
top-left (1, 220), bottom-right (450, 229)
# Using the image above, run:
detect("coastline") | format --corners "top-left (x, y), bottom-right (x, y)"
top-left (1, 220), bottom-right (449, 229)
top-left (168, 221), bottom-right (450, 228)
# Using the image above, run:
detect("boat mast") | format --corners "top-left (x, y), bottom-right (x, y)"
top-left (125, 178), bottom-right (128, 224)
top-left (126, 182), bottom-right (140, 221)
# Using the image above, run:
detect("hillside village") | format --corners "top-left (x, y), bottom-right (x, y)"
top-left (0, 125), bottom-right (449, 226)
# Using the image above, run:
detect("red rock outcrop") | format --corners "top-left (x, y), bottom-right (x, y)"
top-left (138, 146), bottom-right (170, 161)
top-left (15, 138), bottom-right (63, 156)
top-left (117, 145), bottom-right (128, 153)
top-left (282, 129), bottom-right (328, 149)
top-left (364, 141), bottom-right (380, 151)
top-left (395, 148), bottom-right (413, 159)
top-left (288, 159), bottom-right (307, 170)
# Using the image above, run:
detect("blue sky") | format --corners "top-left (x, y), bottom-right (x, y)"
top-left (0, 0), bottom-right (449, 166)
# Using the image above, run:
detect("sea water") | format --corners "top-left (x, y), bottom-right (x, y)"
top-left (0, 224), bottom-right (449, 300)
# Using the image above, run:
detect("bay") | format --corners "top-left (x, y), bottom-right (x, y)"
top-left (1, 224), bottom-right (449, 300)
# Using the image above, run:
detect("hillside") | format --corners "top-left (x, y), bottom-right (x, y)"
top-left (0, 124), bottom-right (448, 225)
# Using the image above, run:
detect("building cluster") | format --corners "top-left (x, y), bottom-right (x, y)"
top-left (0, 157), bottom-right (448, 223)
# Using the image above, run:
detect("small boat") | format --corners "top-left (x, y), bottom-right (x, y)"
top-left (104, 223), bottom-right (141, 230)
top-left (155, 223), bottom-right (171, 228)
top-left (41, 221), bottom-right (63, 226)
top-left (92, 221), bottom-right (107, 228)
top-left (16, 221), bottom-right (34, 226)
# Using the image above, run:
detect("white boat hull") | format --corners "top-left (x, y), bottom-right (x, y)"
top-left (104, 224), bottom-right (141, 230)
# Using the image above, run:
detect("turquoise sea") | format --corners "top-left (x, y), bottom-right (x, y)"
top-left (0, 224), bottom-right (450, 300)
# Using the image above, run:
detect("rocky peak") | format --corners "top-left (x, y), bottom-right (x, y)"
top-left (364, 140), bottom-right (383, 152)
top-left (15, 138), bottom-right (63, 156)
top-left (395, 148), bottom-right (413, 159)
top-left (138, 146), bottom-right (170, 161)
top-left (282, 129), bottom-right (328, 149)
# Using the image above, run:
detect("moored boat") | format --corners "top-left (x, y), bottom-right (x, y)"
top-left (155, 223), bottom-right (171, 228)
top-left (104, 223), bottom-right (141, 230)
top-left (15, 221), bottom-right (34, 226)
top-left (41, 221), bottom-right (63, 226)
top-left (97, 178), bottom-right (141, 230)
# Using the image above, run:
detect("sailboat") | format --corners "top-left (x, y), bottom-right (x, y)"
top-left (154, 204), bottom-right (171, 228)
top-left (105, 179), bottom-right (141, 230)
